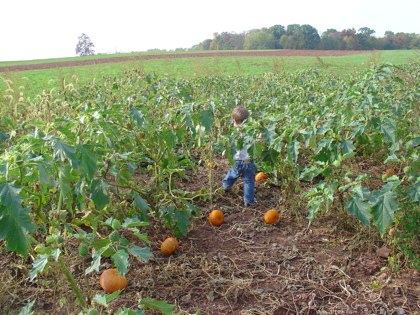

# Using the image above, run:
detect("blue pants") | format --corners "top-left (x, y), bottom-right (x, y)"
top-left (222, 160), bottom-right (255, 205)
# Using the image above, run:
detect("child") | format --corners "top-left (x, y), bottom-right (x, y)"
top-left (222, 105), bottom-right (256, 207)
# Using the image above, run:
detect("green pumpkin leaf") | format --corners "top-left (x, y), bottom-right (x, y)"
top-left (134, 193), bottom-right (151, 212)
top-left (341, 139), bottom-right (355, 154)
top-left (53, 140), bottom-right (77, 166)
top-left (173, 209), bottom-right (190, 237)
top-left (90, 179), bottom-right (109, 209)
top-left (78, 145), bottom-right (97, 181)
top-left (345, 194), bottom-right (371, 226)
top-left (139, 298), bottom-right (174, 315)
top-left (129, 245), bottom-right (153, 262)
top-left (0, 182), bottom-right (36, 257)
top-left (112, 249), bottom-right (129, 276)
top-left (371, 190), bottom-right (398, 237)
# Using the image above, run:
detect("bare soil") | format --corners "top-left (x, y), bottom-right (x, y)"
top-left (0, 157), bottom-right (419, 315)
top-left (0, 50), bottom-right (371, 72)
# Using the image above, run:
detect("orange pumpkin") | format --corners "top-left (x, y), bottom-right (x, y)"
top-left (100, 268), bottom-right (128, 293)
top-left (263, 209), bottom-right (280, 224)
top-left (160, 237), bottom-right (180, 255)
top-left (209, 209), bottom-right (224, 226)
top-left (206, 162), bottom-right (218, 170)
top-left (385, 168), bottom-right (394, 178)
top-left (255, 172), bottom-right (268, 183)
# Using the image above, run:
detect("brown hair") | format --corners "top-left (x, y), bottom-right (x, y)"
top-left (231, 106), bottom-right (249, 124)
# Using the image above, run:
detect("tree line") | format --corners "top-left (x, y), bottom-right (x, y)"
top-left (191, 24), bottom-right (420, 51)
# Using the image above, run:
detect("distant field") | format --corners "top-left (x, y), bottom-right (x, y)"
top-left (0, 50), bottom-right (418, 98)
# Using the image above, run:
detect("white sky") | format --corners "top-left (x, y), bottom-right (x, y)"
top-left (1, 0), bottom-right (419, 62)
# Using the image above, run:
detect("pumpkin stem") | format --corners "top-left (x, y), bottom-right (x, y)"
top-left (58, 256), bottom-right (88, 309)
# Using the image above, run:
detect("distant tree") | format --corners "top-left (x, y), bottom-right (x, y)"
top-left (269, 24), bottom-right (286, 48)
top-left (244, 29), bottom-right (276, 50)
top-left (357, 27), bottom-right (376, 49)
top-left (210, 32), bottom-right (244, 50)
top-left (280, 24), bottom-right (320, 49)
top-left (190, 25), bottom-right (419, 51)
top-left (191, 39), bottom-right (212, 50)
top-left (280, 24), bottom-right (303, 49)
top-left (300, 24), bottom-right (320, 49)
top-left (320, 29), bottom-right (341, 49)
top-left (76, 33), bottom-right (95, 56)
top-left (340, 28), bottom-right (359, 49)
top-left (201, 39), bottom-right (212, 50)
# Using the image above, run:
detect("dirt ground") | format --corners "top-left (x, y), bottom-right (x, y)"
top-left (0, 49), bottom-right (370, 72)
top-left (0, 157), bottom-right (419, 315)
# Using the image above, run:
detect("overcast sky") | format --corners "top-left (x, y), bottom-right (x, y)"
top-left (1, 0), bottom-right (419, 62)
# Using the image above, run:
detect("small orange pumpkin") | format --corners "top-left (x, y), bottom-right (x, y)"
top-left (264, 209), bottom-right (280, 224)
top-left (255, 172), bottom-right (268, 183)
top-left (385, 168), bottom-right (394, 178)
top-left (100, 268), bottom-right (128, 293)
top-left (160, 237), bottom-right (180, 255)
top-left (209, 209), bottom-right (224, 226)
top-left (206, 162), bottom-right (218, 170)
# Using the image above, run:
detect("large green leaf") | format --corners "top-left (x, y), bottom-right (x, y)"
top-left (198, 109), bottom-right (214, 132)
top-left (0, 182), bottom-right (36, 256)
top-left (371, 190), bottom-right (398, 236)
top-left (90, 179), bottom-right (109, 209)
top-left (78, 145), bottom-right (97, 181)
top-left (341, 139), bottom-right (355, 154)
top-left (380, 119), bottom-right (396, 144)
top-left (53, 140), bottom-right (77, 166)
top-left (173, 209), bottom-right (190, 237)
top-left (129, 245), bottom-right (153, 262)
top-left (112, 249), bottom-right (129, 276)
top-left (345, 194), bottom-right (371, 227)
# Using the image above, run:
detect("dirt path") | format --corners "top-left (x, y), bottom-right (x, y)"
top-left (0, 50), bottom-right (370, 72)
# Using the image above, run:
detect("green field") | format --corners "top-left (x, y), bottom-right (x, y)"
top-left (1, 50), bottom-right (418, 99)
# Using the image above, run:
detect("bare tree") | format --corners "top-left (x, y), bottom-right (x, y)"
top-left (76, 33), bottom-right (95, 56)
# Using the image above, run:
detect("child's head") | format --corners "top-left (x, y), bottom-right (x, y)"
top-left (231, 106), bottom-right (249, 125)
